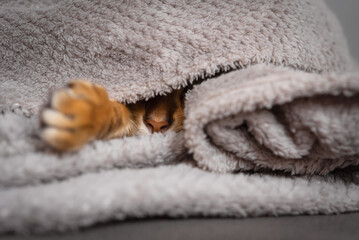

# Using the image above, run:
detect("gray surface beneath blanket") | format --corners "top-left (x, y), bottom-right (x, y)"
top-left (3, 213), bottom-right (359, 240)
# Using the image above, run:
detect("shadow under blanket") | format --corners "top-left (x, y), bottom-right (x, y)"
top-left (0, 0), bottom-right (359, 233)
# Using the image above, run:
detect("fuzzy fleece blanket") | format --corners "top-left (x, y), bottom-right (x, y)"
top-left (1, 0), bottom-right (359, 233)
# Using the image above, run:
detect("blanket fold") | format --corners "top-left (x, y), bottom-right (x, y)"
top-left (0, 112), bottom-right (185, 188)
top-left (1, 0), bottom-right (359, 234)
top-left (2, 164), bottom-right (359, 233)
top-left (185, 64), bottom-right (359, 174)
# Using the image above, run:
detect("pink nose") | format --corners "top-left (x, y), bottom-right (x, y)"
top-left (144, 118), bottom-right (170, 133)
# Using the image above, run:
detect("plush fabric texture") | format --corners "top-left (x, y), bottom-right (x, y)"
top-left (1, 0), bottom-right (359, 234)
top-left (0, 0), bottom-right (352, 112)
top-left (185, 64), bottom-right (359, 174)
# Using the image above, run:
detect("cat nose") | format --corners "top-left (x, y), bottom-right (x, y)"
top-left (144, 118), bottom-right (170, 133)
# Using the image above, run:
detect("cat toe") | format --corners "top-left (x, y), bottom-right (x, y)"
top-left (41, 109), bottom-right (75, 129)
top-left (41, 127), bottom-right (88, 152)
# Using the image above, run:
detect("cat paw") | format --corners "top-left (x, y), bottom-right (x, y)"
top-left (40, 80), bottom-right (111, 151)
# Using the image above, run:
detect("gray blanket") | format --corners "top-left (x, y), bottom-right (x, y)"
top-left (1, 0), bottom-right (359, 233)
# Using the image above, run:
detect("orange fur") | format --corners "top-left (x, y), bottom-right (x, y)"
top-left (41, 80), bottom-right (185, 151)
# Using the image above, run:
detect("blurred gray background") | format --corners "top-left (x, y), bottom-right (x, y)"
top-left (326, 0), bottom-right (359, 60)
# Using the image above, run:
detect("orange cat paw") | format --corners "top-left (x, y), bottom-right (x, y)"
top-left (40, 80), bottom-right (112, 151)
